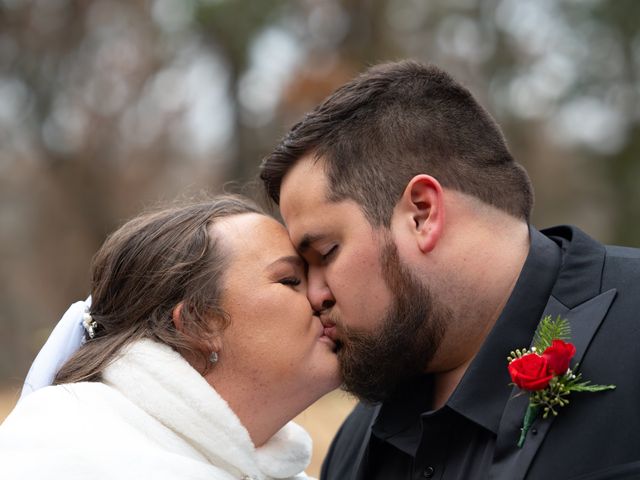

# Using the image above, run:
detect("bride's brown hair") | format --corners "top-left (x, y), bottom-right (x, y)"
top-left (54, 195), bottom-right (263, 384)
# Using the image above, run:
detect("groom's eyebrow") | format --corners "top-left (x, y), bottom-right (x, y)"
top-left (297, 233), bottom-right (325, 253)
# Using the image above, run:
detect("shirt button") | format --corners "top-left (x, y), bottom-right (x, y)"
top-left (423, 466), bottom-right (435, 478)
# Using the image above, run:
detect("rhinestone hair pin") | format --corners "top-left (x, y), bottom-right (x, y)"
top-left (82, 311), bottom-right (97, 339)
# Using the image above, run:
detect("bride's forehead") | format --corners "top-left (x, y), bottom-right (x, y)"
top-left (213, 213), bottom-right (279, 236)
top-left (213, 214), bottom-right (296, 260)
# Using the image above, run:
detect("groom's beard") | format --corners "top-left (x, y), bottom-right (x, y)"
top-left (335, 239), bottom-right (450, 404)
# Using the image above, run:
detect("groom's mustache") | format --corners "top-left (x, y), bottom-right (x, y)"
top-left (318, 312), bottom-right (380, 356)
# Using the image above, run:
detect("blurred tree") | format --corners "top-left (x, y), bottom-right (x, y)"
top-left (195, 0), bottom-right (289, 181)
top-left (584, 0), bottom-right (640, 243)
top-left (0, 0), bottom-right (638, 386)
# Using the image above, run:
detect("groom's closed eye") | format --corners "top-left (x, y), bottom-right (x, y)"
top-left (296, 233), bottom-right (339, 266)
top-left (320, 245), bottom-right (338, 263)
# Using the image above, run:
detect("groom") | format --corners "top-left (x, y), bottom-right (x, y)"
top-left (260, 60), bottom-right (640, 479)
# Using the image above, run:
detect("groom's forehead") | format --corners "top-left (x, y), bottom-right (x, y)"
top-left (280, 161), bottom-right (330, 222)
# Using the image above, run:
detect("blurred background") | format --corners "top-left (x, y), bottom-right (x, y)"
top-left (1, 0), bottom-right (639, 474)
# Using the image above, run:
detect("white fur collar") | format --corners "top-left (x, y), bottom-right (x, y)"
top-left (102, 339), bottom-right (312, 479)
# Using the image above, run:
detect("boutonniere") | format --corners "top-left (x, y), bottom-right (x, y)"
top-left (507, 315), bottom-right (615, 448)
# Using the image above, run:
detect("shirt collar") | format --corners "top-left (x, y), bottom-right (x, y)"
top-left (372, 227), bottom-right (563, 446)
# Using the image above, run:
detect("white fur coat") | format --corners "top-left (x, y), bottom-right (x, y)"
top-left (0, 339), bottom-right (313, 480)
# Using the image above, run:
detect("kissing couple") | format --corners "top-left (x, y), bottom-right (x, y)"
top-left (2, 60), bottom-right (639, 480)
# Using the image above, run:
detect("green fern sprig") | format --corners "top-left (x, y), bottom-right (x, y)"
top-left (533, 315), bottom-right (571, 352)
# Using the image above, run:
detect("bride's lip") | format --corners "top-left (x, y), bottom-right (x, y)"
top-left (319, 332), bottom-right (336, 349)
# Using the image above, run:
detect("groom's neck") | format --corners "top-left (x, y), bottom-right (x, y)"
top-left (425, 215), bottom-right (531, 409)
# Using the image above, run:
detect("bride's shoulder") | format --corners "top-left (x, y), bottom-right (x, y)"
top-left (1, 382), bottom-right (123, 439)
top-left (18, 381), bottom-right (116, 411)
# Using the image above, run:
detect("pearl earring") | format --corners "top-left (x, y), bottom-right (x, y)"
top-left (209, 351), bottom-right (219, 364)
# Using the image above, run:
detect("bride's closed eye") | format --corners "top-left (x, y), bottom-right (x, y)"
top-left (267, 255), bottom-right (305, 287)
top-left (279, 276), bottom-right (302, 287)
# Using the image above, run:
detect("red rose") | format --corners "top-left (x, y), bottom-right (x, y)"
top-left (542, 339), bottom-right (576, 375)
top-left (508, 354), bottom-right (553, 391)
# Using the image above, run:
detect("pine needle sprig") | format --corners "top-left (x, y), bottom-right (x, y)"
top-left (566, 375), bottom-right (616, 393)
top-left (533, 315), bottom-right (571, 352)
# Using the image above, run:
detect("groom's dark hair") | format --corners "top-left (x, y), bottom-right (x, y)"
top-left (261, 60), bottom-right (533, 226)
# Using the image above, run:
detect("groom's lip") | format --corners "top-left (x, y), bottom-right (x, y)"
top-left (319, 314), bottom-right (338, 340)
top-left (323, 325), bottom-right (336, 339)
top-left (322, 322), bottom-right (337, 340)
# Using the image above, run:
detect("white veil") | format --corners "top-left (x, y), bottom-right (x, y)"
top-left (20, 297), bottom-right (91, 400)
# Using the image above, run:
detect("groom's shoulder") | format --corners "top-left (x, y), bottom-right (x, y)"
top-left (602, 243), bottom-right (640, 299)
top-left (321, 402), bottom-right (377, 479)
top-left (605, 238), bottom-right (640, 261)
top-left (546, 225), bottom-right (640, 296)
top-left (604, 243), bottom-right (640, 273)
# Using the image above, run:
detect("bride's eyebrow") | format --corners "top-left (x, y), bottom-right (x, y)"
top-left (265, 256), bottom-right (304, 272)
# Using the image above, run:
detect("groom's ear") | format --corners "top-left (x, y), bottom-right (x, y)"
top-left (395, 174), bottom-right (444, 254)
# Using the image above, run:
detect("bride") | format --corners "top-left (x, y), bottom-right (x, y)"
top-left (0, 195), bottom-right (340, 479)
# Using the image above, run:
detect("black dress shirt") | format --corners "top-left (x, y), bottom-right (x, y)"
top-left (357, 229), bottom-right (563, 480)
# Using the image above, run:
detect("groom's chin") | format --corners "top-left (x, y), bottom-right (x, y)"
top-left (339, 377), bottom-right (399, 405)
top-left (337, 354), bottom-right (401, 404)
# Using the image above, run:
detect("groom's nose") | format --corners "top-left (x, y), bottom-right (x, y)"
top-left (307, 268), bottom-right (335, 313)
